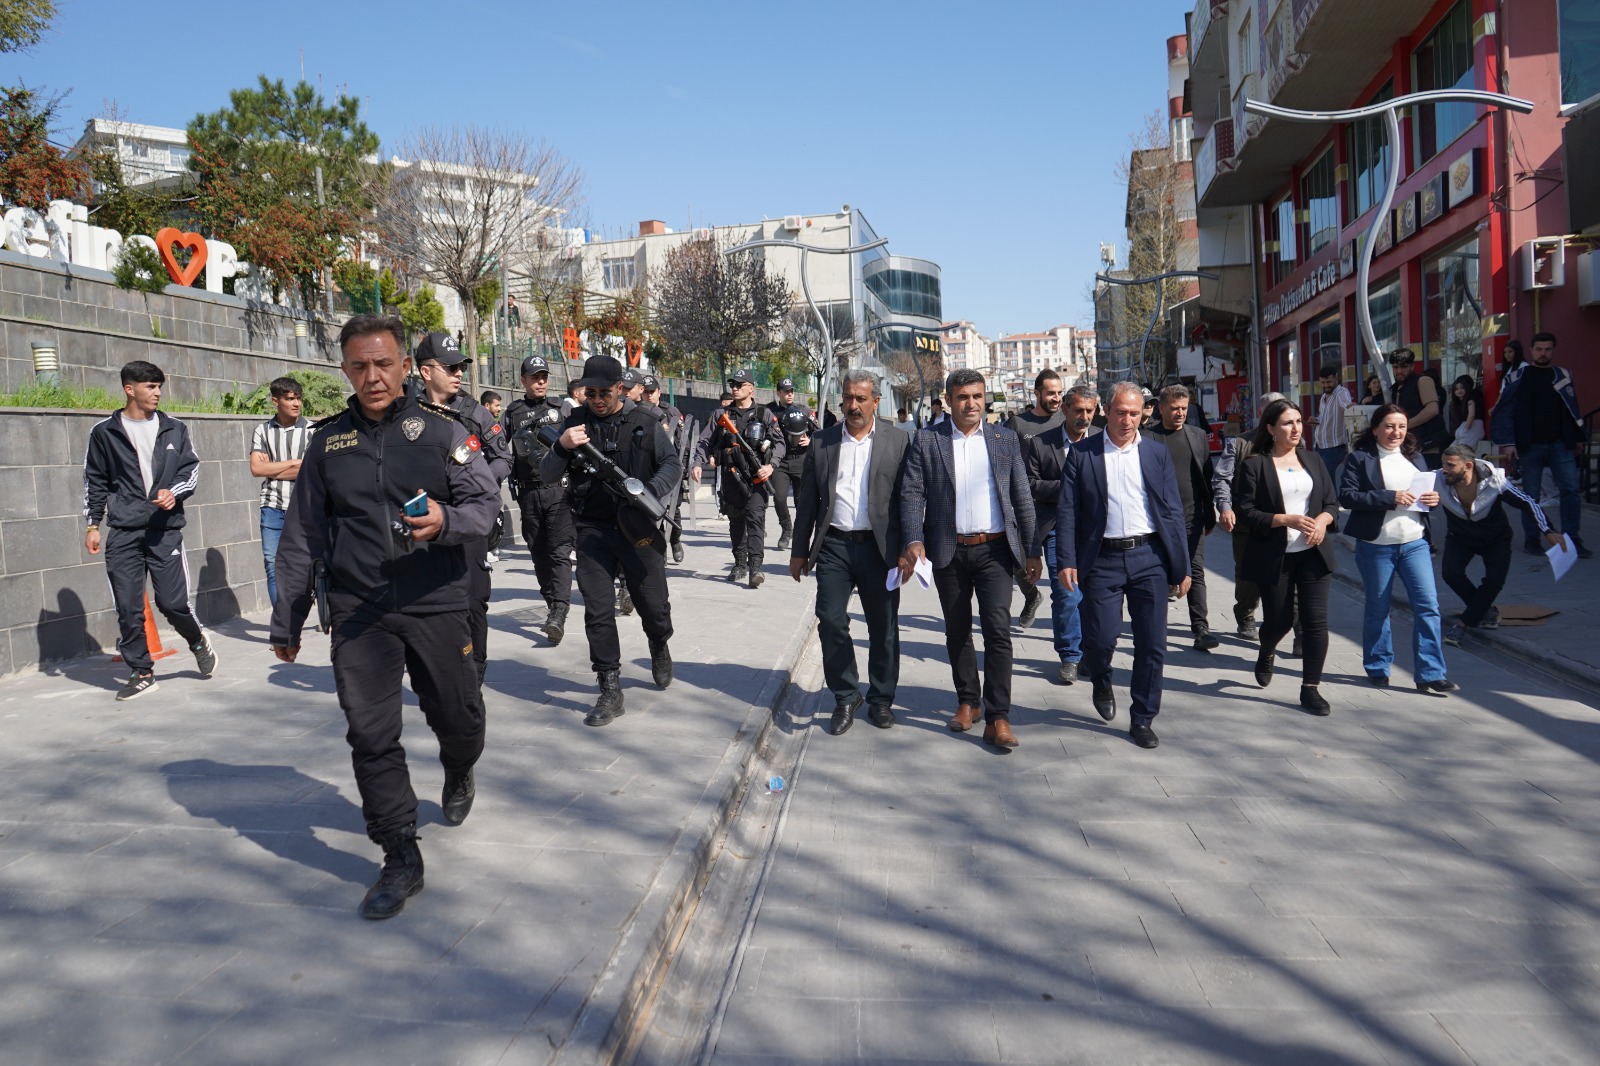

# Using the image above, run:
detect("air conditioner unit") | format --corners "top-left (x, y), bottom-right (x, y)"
top-left (1578, 251), bottom-right (1600, 307)
top-left (781, 215), bottom-right (803, 232)
top-left (1521, 237), bottom-right (1565, 290)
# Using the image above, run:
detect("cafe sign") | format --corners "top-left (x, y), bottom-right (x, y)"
top-left (1262, 260), bottom-right (1340, 328)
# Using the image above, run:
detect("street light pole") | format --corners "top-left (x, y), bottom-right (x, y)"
top-left (1243, 89), bottom-right (1534, 392)
top-left (1093, 269), bottom-right (1220, 384)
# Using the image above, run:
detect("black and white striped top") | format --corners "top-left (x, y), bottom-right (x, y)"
top-left (250, 416), bottom-right (312, 510)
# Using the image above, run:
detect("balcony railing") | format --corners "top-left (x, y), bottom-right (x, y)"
top-left (1195, 118), bottom-right (1236, 201)
top-left (1188, 1), bottom-right (1229, 68)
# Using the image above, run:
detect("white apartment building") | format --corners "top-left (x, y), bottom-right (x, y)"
top-left (990, 325), bottom-right (1098, 400)
top-left (72, 119), bottom-right (193, 190)
top-left (939, 320), bottom-right (990, 376)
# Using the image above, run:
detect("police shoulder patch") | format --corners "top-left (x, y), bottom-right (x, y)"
top-left (451, 434), bottom-right (482, 464)
top-left (420, 400), bottom-right (461, 421)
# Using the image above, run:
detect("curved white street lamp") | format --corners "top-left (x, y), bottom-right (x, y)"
top-left (1243, 89), bottom-right (1534, 390)
top-left (1094, 268), bottom-right (1220, 384)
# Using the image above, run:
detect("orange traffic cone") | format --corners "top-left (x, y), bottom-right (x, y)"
top-left (113, 591), bottom-right (178, 663)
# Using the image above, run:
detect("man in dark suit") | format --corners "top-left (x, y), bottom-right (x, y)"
top-left (790, 369), bottom-right (909, 734)
top-left (900, 370), bottom-right (1041, 749)
top-left (1024, 384), bottom-right (1100, 685)
top-left (1058, 381), bottom-right (1191, 749)
top-left (1147, 384), bottom-right (1219, 651)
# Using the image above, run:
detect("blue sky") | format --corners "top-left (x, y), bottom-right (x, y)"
top-left (12, 0), bottom-right (1194, 336)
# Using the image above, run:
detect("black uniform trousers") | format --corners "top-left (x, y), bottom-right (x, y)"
top-left (574, 520), bottom-right (673, 673)
top-left (932, 539), bottom-right (1015, 723)
top-left (768, 457), bottom-right (804, 534)
top-left (1231, 529), bottom-right (1260, 624)
top-left (327, 592), bottom-right (484, 841)
top-left (1442, 523), bottom-right (1513, 628)
top-left (1080, 540), bottom-right (1169, 727)
top-left (516, 482), bottom-right (575, 604)
top-left (104, 526), bottom-right (203, 673)
top-left (723, 477), bottom-right (769, 565)
top-left (466, 538), bottom-right (491, 690)
top-left (1184, 522), bottom-right (1211, 635)
top-left (814, 531), bottom-right (900, 708)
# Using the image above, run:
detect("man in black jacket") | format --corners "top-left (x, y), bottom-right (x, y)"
top-left (270, 315), bottom-right (501, 920)
top-left (1148, 384), bottom-right (1219, 650)
top-left (83, 360), bottom-right (216, 701)
top-left (766, 377), bottom-right (818, 553)
top-left (502, 355), bottom-right (575, 643)
top-left (692, 368), bottom-right (784, 586)
top-left (544, 355), bottom-right (681, 726)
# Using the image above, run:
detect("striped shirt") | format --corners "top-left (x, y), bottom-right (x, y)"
top-left (1312, 385), bottom-right (1353, 450)
top-left (250, 416), bottom-right (312, 510)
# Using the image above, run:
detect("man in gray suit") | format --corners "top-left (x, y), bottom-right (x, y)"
top-left (790, 370), bottom-right (909, 735)
top-left (899, 369), bottom-right (1041, 749)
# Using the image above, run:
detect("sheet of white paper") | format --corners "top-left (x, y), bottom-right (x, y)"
top-left (1548, 533), bottom-right (1578, 583)
top-left (885, 566), bottom-right (902, 591)
top-left (1406, 471), bottom-right (1437, 512)
top-left (886, 556), bottom-right (936, 591)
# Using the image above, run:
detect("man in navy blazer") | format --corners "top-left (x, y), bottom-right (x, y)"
top-left (900, 369), bottom-right (1041, 749)
top-left (1057, 381), bottom-right (1191, 748)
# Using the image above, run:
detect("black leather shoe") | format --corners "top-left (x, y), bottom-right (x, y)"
top-left (1416, 678), bottom-right (1459, 695)
top-left (649, 640), bottom-right (673, 689)
top-left (867, 702), bottom-right (895, 729)
top-left (360, 827), bottom-right (423, 920)
top-left (1299, 686), bottom-right (1331, 715)
top-left (1254, 649), bottom-right (1275, 688)
top-left (441, 769), bottom-right (475, 826)
top-left (1194, 631), bottom-right (1221, 651)
top-left (671, 541), bottom-right (685, 563)
top-left (1019, 586), bottom-right (1041, 627)
top-left (1129, 724), bottom-right (1159, 749)
top-left (1237, 619), bottom-right (1259, 642)
top-left (830, 693), bottom-right (862, 735)
top-left (1057, 661), bottom-right (1079, 686)
top-left (1092, 679), bottom-right (1116, 721)
top-left (1367, 672), bottom-right (1390, 687)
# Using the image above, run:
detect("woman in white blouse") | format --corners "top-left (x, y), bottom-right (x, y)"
top-left (1338, 404), bottom-right (1456, 694)
top-left (1234, 399), bottom-right (1339, 714)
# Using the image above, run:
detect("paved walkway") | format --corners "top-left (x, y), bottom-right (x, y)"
top-left (0, 497), bottom-right (813, 1065)
top-left (709, 528), bottom-right (1600, 1065)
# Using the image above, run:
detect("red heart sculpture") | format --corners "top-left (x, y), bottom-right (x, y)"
top-left (154, 228), bottom-right (209, 287)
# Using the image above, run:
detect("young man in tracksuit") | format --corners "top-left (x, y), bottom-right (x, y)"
top-left (83, 360), bottom-right (217, 701)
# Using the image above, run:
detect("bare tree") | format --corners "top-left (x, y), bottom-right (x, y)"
top-left (379, 126), bottom-right (584, 390)
top-left (1105, 109), bottom-right (1193, 386)
top-left (650, 233), bottom-right (792, 382)
top-left (781, 303), bottom-right (861, 393)
top-left (879, 339), bottom-right (946, 412)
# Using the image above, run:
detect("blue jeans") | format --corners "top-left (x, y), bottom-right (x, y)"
top-left (1517, 442), bottom-right (1581, 546)
top-left (1354, 538), bottom-right (1447, 683)
top-left (1316, 445), bottom-right (1348, 486)
top-left (1043, 529), bottom-right (1084, 663)
top-left (261, 506), bottom-right (286, 605)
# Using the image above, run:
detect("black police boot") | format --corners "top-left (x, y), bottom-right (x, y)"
top-left (650, 639), bottom-right (673, 689)
top-left (359, 826), bottom-right (423, 920)
top-left (776, 527), bottom-right (792, 551)
top-left (441, 768), bottom-right (475, 826)
top-left (728, 551), bottom-right (748, 583)
top-left (617, 581), bottom-right (634, 616)
top-left (748, 551), bottom-right (764, 589)
top-left (543, 602), bottom-right (569, 646)
top-left (671, 538), bottom-right (685, 564)
top-left (586, 670), bottom-right (625, 727)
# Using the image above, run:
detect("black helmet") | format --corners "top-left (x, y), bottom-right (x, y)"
top-left (780, 408), bottom-right (810, 435)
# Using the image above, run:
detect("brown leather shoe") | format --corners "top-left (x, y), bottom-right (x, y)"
top-left (983, 718), bottom-right (1019, 748)
top-left (949, 703), bottom-right (982, 732)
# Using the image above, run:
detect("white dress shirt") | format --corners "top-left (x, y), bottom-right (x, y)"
top-left (1102, 433), bottom-right (1155, 538)
top-left (830, 423), bottom-right (875, 531)
top-left (951, 424), bottom-right (1004, 535)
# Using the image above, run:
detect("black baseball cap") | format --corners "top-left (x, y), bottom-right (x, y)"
top-left (642, 374), bottom-right (660, 391)
top-left (727, 368), bottom-right (754, 385)
top-left (622, 367), bottom-right (644, 387)
top-left (520, 355), bottom-right (550, 377)
top-left (776, 377), bottom-right (796, 391)
top-left (415, 333), bottom-right (467, 367)
top-left (574, 354), bottom-right (625, 389)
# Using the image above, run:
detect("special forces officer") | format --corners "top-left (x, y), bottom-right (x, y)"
top-left (502, 355), bottom-right (575, 644)
top-left (639, 374), bottom-right (688, 563)
top-left (765, 376), bottom-right (818, 552)
top-left (692, 367), bottom-right (784, 587)
top-left (414, 333), bottom-right (512, 693)
top-left (542, 355), bottom-right (680, 726)
top-left (271, 314), bottom-right (500, 920)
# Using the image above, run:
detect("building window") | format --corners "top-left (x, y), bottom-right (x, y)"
top-left (1560, 0), bottom-right (1600, 106)
top-left (1422, 238), bottom-right (1482, 389)
top-left (1347, 81), bottom-right (1394, 222)
top-left (1271, 194), bottom-right (1296, 284)
top-left (1309, 309), bottom-right (1342, 377)
top-left (1301, 150), bottom-right (1338, 256)
top-left (1236, 11), bottom-right (1255, 78)
top-left (1413, 1), bottom-right (1476, 164)
top-left (601, 257), bottom-right (636, 290)
top-left (1358, 276), bottom-right (1403, 369)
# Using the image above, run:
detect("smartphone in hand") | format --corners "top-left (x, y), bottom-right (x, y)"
top-left (402, 491), bottom-right (429, 518)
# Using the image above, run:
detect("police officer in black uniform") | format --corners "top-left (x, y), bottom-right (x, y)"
top-left (270, 314), bottom-right (500, 920)
top-left (502, 355), bottom-right (576, 643)
top-left (414, 334), bottom-right (512, 694)
top-left (542, 355), bottom-right (680, 726)
top-left (692, 368), bottom-right (784, 587)
top-left (639, 374), bottom-right (688, 563)
top-left (622, 365), bottom-right (646, 405)
top-left (765, 376), bottom-right (818, 552)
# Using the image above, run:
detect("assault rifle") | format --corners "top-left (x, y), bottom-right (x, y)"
top-left (716, 410), bottom-right (772, 485)
top-left (538, 425), bottom-right (666, 547)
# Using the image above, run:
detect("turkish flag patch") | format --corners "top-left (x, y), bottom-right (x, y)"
top-left (466, 434), bottom-right (481, 451)
top-left (490, 423), bottom-right (502, 435)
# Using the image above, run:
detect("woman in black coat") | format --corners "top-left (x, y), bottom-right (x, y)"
top-left (1233, 397), bottom-right (1339, 713)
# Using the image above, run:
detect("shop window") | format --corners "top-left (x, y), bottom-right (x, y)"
top-left (1414, 1), bottom-right (1477, 164)
top-left (1357, 276), bottom-right (1403, 371)
top-left (1301, 150), bottom-right (1338, 256)
top-left (1272, 194), bottom-right (1297, 284)
top-left (1560, 0), bottom-right (1600, 107)
top-left (1347, 81), bottom-right (1394, 222)
top-left (1422, 239), bottom-right (1482, 390)
top-left (1309, 310), bottom-right (1342, 378)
